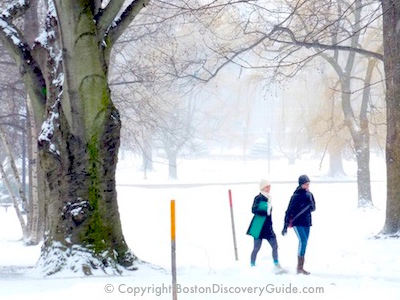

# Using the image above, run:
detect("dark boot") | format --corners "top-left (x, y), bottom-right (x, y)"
top-left (297, 256), bottom-right (310, 275)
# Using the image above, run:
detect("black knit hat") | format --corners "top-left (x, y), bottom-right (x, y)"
top-left (298, 174), bottom-right (310, 186)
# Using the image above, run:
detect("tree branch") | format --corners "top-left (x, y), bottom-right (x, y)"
top-left (1, 0), bottom-right (31, 20)
top-left (96, 0), bottom-right (125, 42)
top-left (107, 0), bottom-right (151, 47)
top-left (270, 26), bottom-right (383, 61)
top-left (0, 16), bottom-right (46, 118)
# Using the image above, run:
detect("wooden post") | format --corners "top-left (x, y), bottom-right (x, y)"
top-left (228, 189), bottom-right (239, 261)
top-left (170, 200), bottom-right (177, 300)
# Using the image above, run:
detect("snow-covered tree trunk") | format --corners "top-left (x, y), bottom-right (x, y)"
top-left (341, 78), bottom-right (373, 208)
top-left (319, 0), bottom-right (373, 208)
top-left (381, 0), bottom-right (400, 235)
top-left (37, 0), bottom-right (150, 276)
top-left (0, 0), bottom-right (150, 275)
top-left (353, 133), bottom-right (372, 208)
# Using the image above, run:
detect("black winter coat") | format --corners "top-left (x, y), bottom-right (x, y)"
top-left (246, 193), bottom-right (276, 240)
top-left (284, 186), bottom-right (316, 227)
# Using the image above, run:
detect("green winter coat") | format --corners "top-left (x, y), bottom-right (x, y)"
top-left (246, 193), bottom-right (275, 240)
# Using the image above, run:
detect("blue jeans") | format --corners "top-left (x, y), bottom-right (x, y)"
top-left (293, 226), bottom-right (310, 257)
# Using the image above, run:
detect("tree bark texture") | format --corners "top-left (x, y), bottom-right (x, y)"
top-left (26, 98), bottom-right (43, 245)
top-left (381, 0), bottom-right (400, 234)
top-left (34, 1), bottom-right (143, 275)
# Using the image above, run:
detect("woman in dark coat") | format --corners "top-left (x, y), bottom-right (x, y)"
top-left (247, 179), bottom-right (284, 273)
top-left (282, 174), bottom-right (316, 275)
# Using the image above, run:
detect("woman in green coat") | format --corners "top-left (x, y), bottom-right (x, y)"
top-left (247, 179), bottom-right (284, 273)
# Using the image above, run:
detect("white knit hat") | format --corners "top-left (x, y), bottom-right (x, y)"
top-left (259, 179), bottom-right (271, 191)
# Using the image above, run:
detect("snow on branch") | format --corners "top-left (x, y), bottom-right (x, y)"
top-left (104, 0), bottom-right (150, 47)
top-left (0, 16), bottom-right (24, 47)
top-left (0, 17), bottom-right (45, 95)
top-left (0, 2), bottom-right (47, 124)
top-left (38, 99), bottom-right (60, 155)
top-left (34, 1), bottom-right (57, 48)
top-left (96, 0), bottom-right (124, 40)
top-left (34, 0), bottom-right (62, 76)
top-left (36, 0), bottom-right (63, 155)
top-left (1, 0), bottom-right (29, 20)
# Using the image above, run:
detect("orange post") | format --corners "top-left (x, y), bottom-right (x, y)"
top-left (171, 200), bottom-right (176, 241)
top-left (170, 200), bottom-right (177, 300)
top-left (228, 189), bottom-right (239, 261)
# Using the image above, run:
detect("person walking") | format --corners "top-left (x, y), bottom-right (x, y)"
top-left (247, 179), bottom-right (285, 274)
top-left (281, 175), bottom-right (316, 275)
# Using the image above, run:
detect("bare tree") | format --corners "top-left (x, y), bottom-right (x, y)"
top-left (194, 0), bottom-right (396, 231)
top-left (310, 0), bottom-right (382, 207)
top-left (0, 40), bottom-right (42, 242)
top-left (181, 1), bottom-right (383, 206)
top-left (0, 124), bottom-right (29, 237)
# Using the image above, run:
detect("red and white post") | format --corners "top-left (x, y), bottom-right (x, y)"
top-left (228, 189), bottom-right (239, 261)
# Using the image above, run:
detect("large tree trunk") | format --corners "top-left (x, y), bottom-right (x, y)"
top-left (37, 103), bottom-right (135, 275)
top-left (353, 133), bottom-right (372, 208)
top-left (342, 89), bottom-right (373, 208)
top-left (34, 1), bottom-right (136, 275)
top-left (0, 0), bottom-right (150, 275)
top-left (381, 0), bottom-right (400, 235)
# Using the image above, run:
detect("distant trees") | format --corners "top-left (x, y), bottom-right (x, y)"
top-left (110, 3), bottom-right (259, 177)
top-left (180, 0), bottom-right (384, 208)
top-left (267, 1), bottom-right (382, 207)
top-left (110, 13), bottom-right (199, 179)
top-left (0, 42), bottom-right (42, 244)
top-left (192, 0), bottom-right (398, 231)
top-left (120, 1), bottom-right (393, 214)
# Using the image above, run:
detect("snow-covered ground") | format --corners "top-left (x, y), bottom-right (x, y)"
top-left (1, 156), bottom-right (399, 299)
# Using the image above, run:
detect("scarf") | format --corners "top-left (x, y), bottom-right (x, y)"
top-left (260, 191), bottom-right (272, 216)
